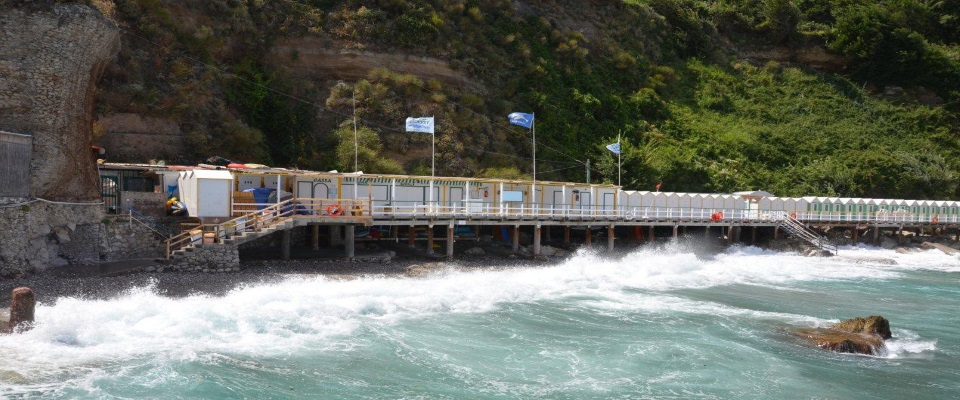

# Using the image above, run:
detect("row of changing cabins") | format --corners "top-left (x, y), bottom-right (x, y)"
top-left (102, 163), bottom-right (957, 259)
top-left (158, 166), bottom-right (960, 226)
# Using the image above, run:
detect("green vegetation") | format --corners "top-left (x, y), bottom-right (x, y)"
top-left (78, 0), bottom-right (960, 199)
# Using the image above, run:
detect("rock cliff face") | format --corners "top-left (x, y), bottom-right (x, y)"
top-left (0, 4), bottom-right (122, 276)
top-left (0, 4), bottom-right (120, 200)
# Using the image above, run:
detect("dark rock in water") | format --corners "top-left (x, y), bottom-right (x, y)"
top-left (405, 262), bottom-right (447, 277)
top-left (795, 328), bottom-right (886, 355)
top-left (833, 315), bottom-right (891, 339)
top-left (792, 316), bottom-right (892, 355)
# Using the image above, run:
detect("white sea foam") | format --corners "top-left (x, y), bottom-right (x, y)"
top-left (0, 245), bottom-right (947, 391)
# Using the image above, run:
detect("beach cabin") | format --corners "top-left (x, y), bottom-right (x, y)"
top-left (178, 169), bottom-right (233, 221)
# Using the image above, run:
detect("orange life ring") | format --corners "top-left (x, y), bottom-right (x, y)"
top-left (325, 204), bottom-right (343, 216)
top-left (711, 212), bottom-right (723, 222)
top-left (932, 216), bottom-right (940, 224)
top-left (790, 213), bottom-right (797, 219)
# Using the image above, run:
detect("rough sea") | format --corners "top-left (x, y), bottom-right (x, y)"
top-left (1, 244), bottom-right (957, 399)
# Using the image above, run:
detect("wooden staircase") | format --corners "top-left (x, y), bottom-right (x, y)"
top-left (775, 211), bottom-right (838, 255)
top-left (165, 200), bottom-right (297, 260)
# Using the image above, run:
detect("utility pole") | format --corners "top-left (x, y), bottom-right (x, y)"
top-left (586, 159), bottom-right (591, 183)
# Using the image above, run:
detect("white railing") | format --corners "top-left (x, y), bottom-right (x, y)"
top-left (363, 201), bottom-right (955, 224)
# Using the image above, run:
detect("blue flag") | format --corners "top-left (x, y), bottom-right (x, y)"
top-left (508, 112), bottom-right (534, 129)
top-left (605, 142), bottom-right (621, 155)
top-left (405, 117), bottom-right (435, 134)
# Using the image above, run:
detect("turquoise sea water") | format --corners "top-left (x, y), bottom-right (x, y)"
top-left (1, 245), bottom-right (957, 399)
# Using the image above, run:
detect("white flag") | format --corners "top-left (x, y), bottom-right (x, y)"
top-left (605, 142), bottom-right (621, 155)
top-left (405, 117), bottom-right (435, 134)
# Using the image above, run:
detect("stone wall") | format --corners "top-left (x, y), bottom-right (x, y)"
top-left (167, 245), bottom-right (240, 273)
top-left (0, 201), bottom-right (105, 277)
top-left (99, 216), bottom-right (166, 262)
top-left (0, 131), bottom-right (31, 197)
top-left (0, 4), bottom-right (120, 200)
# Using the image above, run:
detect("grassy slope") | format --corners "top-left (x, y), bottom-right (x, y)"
top-left (87, 0), bottom-right (960, 199)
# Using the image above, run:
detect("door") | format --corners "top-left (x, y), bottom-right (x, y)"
top-left (553, 191), bottom-right (565, 215)
top-left (101, 175), bottom-right (119, 213)
top-left (449, 187), bottom-right (464, 212)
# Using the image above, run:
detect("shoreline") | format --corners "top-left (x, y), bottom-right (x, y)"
top-left (2, 232), bottom-right (957, 309)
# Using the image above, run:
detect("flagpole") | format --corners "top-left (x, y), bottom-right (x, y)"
top-left (617, 131), bottom-right (622, 187)
top-left (430, 115), bottom-right (435, 213)
top-left (352, 89), bottom-right (358, 172)
top-left (532, 112), bottom-right (536, 206)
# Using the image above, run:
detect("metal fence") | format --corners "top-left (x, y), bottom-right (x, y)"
top-left (0, 131), bottom-right (32, 197)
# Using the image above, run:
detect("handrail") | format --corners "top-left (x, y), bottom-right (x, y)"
top-left (165, 198), bottom-right (377, 259)
top-left (773, 211), bottom-right (837, 255)
top-left (166, 199), bottom-right (297, 259)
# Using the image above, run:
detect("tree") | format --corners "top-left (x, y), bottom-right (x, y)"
top-left (332, 121), bottom-right (404, 174)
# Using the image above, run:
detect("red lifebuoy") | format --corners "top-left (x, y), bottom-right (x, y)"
top-left (326, 204), bottom-right (343, 216)
top-left (711, 212), bottom-right (723, 222)
top-left (932, 216), bottom-right (940, 224)
top-left (790, 213), bottom-right (797, 219)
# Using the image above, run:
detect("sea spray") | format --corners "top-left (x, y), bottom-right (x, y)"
top-left (0, 246), bottom-right (955, 398)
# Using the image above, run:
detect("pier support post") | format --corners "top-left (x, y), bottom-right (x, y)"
top-left (5, 287), bottom-right (35, 333)
top-left (513, 225), bottom-right (520, 252)
top-left (727, 226), bottom-right (735, 244)
top-left (874, 226), bottom-right (880, 244)
top-left (648, 226), bottom-right (655, 243)
top-left (447, 224), bottom-right (455, 258)
top-left (852, 227), bottom-right (859, 246)
top-left (607, 225), bottom-right (615, 253)
top-left (705, 226), bottom-right (710, 238)
top-left (586, 227), bottom-right (592, 246)
top-left (534, 226), bottom-right (542, 256)
top-left (774, 226), bottom-right (779, 240)
top-left (391, 226), bottom-right (399, 241)
top-left (408, 225), bottom-right (416, 248)
top-left (427, 225), bottom-right (435, 255)
top-left (898, 226), bottom-right (904, 246)
top-left (281, 229), bottom-right (291, 260)
top-left (751, 226), bottom-right (757, 245)
top-left (564, 226), bottom-right (571, 245)
top-left (311, 225), bottom-right (320, 251)
top-left (344, 225), bottom-right (355, 259)
top-left (329, 225), bottom-right (342, 247)
top-left (672, 225), bottom-right (678, 239)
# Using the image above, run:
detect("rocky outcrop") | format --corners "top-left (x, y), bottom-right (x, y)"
top-left (793, 316), bottom-right (892, 355)
top-left (0, 4), bottom-right (121, 277)
top-left (741, 45), bottom-right (849, 72)
top-left (0, 4), bottom-right (120, 200)
top-left (267, 38), bottom-right (481, 90)
top-left (95, 113), bottom-right (184, 163)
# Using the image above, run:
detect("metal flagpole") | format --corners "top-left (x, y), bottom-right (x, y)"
top-left (352, 89), bottom-right (358, 172)
top-left (617, 132), bottom-right (623, 186)
top-left (430, 115), bottom-right (435, 213)
top-left (532, 112), bottom-right (536, 206)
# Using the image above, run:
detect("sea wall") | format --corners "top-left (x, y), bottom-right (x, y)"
top-left (167, 245), bottom-right (240, 273)
top-left (99, 216), bottom-right (166, 262)
top-left (0, 201), bottom-right (104, 277)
